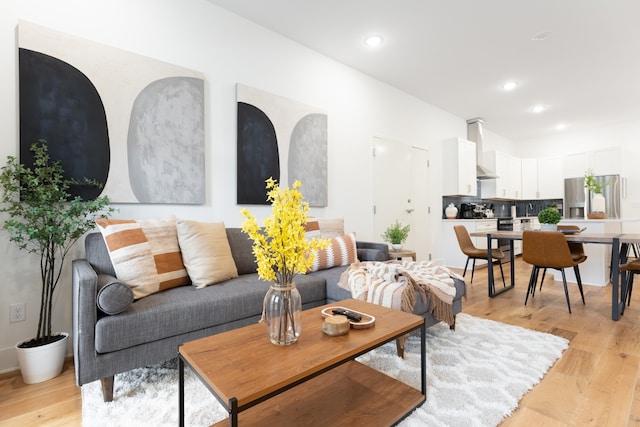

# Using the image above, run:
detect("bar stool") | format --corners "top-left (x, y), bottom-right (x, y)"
top-left (522, 230), bottom-right (586, 313)
top-left (453, 225), bottom-right (505, 286)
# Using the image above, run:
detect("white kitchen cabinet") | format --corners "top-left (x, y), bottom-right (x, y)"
top-left (522, 156), bottom-right (564, 199)
top-left (537, 156), bottom-right (564, 199)
top-left (564, 147), bottom-right (622, 178)
top-left (481, 151), bottom-right (522, 199)
top-left (442, 138), bottom-right (477, 196)
top-left (521, 158), bottom-right (538, 199)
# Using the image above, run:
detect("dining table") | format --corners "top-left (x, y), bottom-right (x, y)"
top-left (470, 229), bottom-right (628, 321)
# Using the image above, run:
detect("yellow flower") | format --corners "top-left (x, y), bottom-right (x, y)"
top-left (241, 179), bottom-right (330, 286)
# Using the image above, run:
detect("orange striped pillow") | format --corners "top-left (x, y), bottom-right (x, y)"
top-left (95, 215), bottom-right (190, 299)
top-left (309, 232), bottom-right (358, 272)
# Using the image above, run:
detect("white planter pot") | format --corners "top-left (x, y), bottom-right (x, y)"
top-left (592, 193), bottom-right (606, 213)
top-left (15, 332), bottom-right (69, 384)
top-left (391, 244), bottom-right (403, 250)
top-left (540, 223), bottom-right (557, 231)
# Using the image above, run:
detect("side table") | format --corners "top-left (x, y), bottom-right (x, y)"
top-left (389, 249), bottom-right (416, 261)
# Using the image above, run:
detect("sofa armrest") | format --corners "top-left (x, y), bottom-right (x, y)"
top-left (72, 258), bottom-right (99, 387)
top-left (356, 241), bottom-right (389, 261)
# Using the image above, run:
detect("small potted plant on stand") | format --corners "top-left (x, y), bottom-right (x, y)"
top-left (0, 140), bottom-right (115, 383)
top-left (382, 220), bottom-right (411, 250)
top-left (584, 169), bottom-right (608, 219)
top-left (538, 206), bottom-right (562, 231)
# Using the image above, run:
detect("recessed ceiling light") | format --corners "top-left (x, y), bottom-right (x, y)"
top-left (531, 104), bottom-right (545, 113)
top-left (365, 35), bottom-right (383, 48)
top-left (532, 31), bottom-right (552, 41)
top-left (501, 81), bottom-right (518, 91)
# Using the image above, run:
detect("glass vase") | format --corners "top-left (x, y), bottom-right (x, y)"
top-left (263, 283), bottom-right (302, 345)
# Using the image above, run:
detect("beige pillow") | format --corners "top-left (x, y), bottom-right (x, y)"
top-left (317, 217), bottom-right (345, 238)
top-left (177, 220), bottom-right (239, 288)
top-left (96, 216), bottom-right (190, 299)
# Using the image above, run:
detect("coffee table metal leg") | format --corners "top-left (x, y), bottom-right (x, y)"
top-left (179, 356), bottom-right (185, 427)
top-left (229, 397), bottom-right (238, 426)
top-left (420, 320), bottom-right (426, 396)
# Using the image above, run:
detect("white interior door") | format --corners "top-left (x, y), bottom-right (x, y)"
top-left (372, 137), bottom-right (430, 260)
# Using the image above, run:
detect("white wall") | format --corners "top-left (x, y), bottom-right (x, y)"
top-left (0, 0), bottom-right (473, 372)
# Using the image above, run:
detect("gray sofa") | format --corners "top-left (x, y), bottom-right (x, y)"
top-left (72, 228), bottom-right (465, 401)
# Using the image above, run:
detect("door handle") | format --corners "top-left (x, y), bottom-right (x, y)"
top-left (406, 208), bottom-right (414, 213)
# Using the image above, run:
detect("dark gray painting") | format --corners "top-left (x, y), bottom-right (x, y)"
top-left (19, 48), bottom-right (110, 201)
top-left (237, 102), bottom-right (280, 204)
top-left (288, 113), bottom-right (328, 206)
top-left (128, 77), bottom-right (205, 204)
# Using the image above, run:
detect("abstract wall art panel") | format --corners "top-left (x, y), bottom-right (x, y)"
top-left (236, 84), bottom-right (328, 206)
top-left (19, 48), bottom-right (110, 201)
top-left (237, 102), bottom-right (280, 204)
top-left (18, 21), bottom-right (205, 204)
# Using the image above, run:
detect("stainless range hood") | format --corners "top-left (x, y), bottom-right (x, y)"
top-left (467, 117), bottom-right (498, 180)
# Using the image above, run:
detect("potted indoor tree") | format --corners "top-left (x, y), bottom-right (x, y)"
top-left (584, 169), bottom-right (608, 219)
top-left (537, 206), bottom-right (562, 231)
top-left (381, 220), bottom-right (411, 250)
top-left (0, 140), bottom-right (115, 383)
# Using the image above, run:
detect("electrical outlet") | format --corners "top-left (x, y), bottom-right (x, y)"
top-left (10, 303), bottom-right (26, 323)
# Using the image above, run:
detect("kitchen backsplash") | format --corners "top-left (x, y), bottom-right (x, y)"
top-left (442, 196), bottom-right (563, 219)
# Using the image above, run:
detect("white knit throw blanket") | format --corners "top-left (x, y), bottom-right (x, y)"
top-left (338, 260), bottom-right (465, 326)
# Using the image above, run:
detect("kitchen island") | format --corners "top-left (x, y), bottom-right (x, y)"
top-left (553, 219), bottom-right (621, 286)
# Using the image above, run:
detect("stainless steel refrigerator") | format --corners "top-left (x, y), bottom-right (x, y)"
top-left (564, 175), bottom-right (621, 219)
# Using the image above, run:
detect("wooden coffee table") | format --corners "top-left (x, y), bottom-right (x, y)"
top-left (178, 299), bottom-right (426, 426)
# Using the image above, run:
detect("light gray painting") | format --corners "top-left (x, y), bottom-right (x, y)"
top-left (128, 77), bottom-right (205, 204)
top-left (288, 113), bottom-right (327, 206)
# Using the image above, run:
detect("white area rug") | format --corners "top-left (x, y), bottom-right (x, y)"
top-left (82, 314), bottom-right (568, 427)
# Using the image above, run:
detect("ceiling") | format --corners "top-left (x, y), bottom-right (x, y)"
top-left (207, 0), bottom-right (640, 142)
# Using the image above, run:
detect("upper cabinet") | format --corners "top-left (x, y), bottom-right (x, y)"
top-left (481, 150), bottom-right (522, 199)
top-left (564, 147), bottom-right (622, 178)
top-left (523, 156), bottom-right (564, 199)
top-left (536, 156), bottom-right (564, 198)
top-left (442, 138), bottom-right (477, 196)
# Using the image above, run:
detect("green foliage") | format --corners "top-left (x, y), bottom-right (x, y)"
top-left (584, 169), bottom-right (608, 194)
top-left (537, 207), bottom-right (562, 224)
top-left (0, 140), bottom-right (116, 344)
top-left (381, 220), bottom-right (411, 244)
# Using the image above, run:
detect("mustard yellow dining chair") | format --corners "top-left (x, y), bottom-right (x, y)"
top-left (522, 230), bottom-right (586, 313)
top-left (453, 225), bottom-right (505, 286)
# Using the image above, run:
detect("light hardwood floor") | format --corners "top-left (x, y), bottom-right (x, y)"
top-left (1, 258), bottom-right (640, 426)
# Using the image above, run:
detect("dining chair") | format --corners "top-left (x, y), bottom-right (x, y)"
top-left (522, 230), bottom-right (586, 313)
top-left (619, 259), bottom-right (640, 313)
top-left (538, 225), bottom-right (588, 290)
top-left (453, 225), bottom-right (505, 286)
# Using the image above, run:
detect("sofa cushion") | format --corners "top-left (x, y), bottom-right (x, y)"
top-left (177, 220), bottom-right (238, 288)
top-left (95, 216), bottom-right (190, 299)
top-left (94, 272), bottom-right (327, 353)
top-left (309, 232), bottom-right (358, 272)
top-left (96, 274), bottom-right (134, 315)
top-left (225, 228), bottom-right (258, 275)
